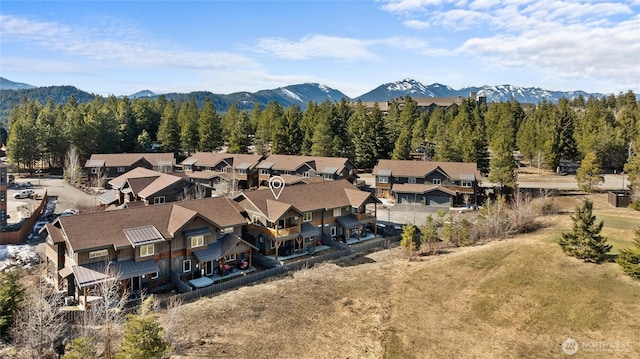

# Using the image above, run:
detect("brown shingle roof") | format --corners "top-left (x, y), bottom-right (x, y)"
top-left (261, 154), bottom-right (351, 173)
top-left (54, 197), bottom-right (247, 252)
top-left (85, 153), bottom-right (174, 168)
top-left (372, 160), bottom-right (482, 180)
top-left (236, 180), bottom-right (379, 220)
top-left (181, 152), bottom-right (262, 169)
top-left (109, 167), bottom-right (161, 188)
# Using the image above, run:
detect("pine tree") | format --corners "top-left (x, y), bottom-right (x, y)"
top-left (576, 151), bottom-right (604, 192)
top-left (616, 227), bottom-right (640, 279)
top-left (62, 336), bottom-right (98, 359)
top-left (198, 98), bottom-right (223, 152)
top-left (0, 271), bottom-right (25, 337)
top-left (559, 199), bottom-right (611, 263)
top-left (624, 144), bottom-right (640, 201)
top-left (400, 222), bottom-right (418, 259)
top-left (420, 215), bottom-right (440, 255)
top-left (116, 297), bottom-right (170, 359)
top-left (179, 99), bottom-right (200, 155)
top-left (157, 102), bottom-right (181, 157)
top-left (226, 105), bottom-right (251, 154)
top-left (489, 107), bottom-right (518, 192)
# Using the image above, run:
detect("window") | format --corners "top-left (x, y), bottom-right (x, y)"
top-left (184, 165), bottom-right (192, 171)
top-left (260, 169), bottom-right (270, 175)
top-left (330, 226), bottom-right (337, 236)
top-left (153, 196), bottom-right (165, 205)
top-left (461, 181), bottom-right (472, 188)
top-left (270, 240), bottom-right (276, 249)
top-left (1, 210), bottom-right (6, 222)
top-left (0, 190), bottom-right (5, 202)
top-left (283, 170), bottom-right (292, 176)
top-left (140, 244), bottom-right (154, 257)
top-left (333, 208), bottom-right (341, 217)
top-left (191, 235), bottom-right (204, 248)
top-left (91, 168), bottom-right (99, 174)
top-left (323, 173), bottom-right (333, 180)
top-left (378, 176), bottom-right (389, 183)
top-left (303, 212), bottom-right (312, 222)
top-left (394, 177), bottom-right (399, 181)
top-left (150, 272), bottom-right (159, 279)
top-left (238, 169), bottom-right (247, 175)
top-left (408, 177), bottom-right (417, 184)
top-left (433, 178), bottom-right (442, 185)
top-left (303, 171), bottom-right (309, 178)
top-left (225, 254), bottom-right (237, 262)
top-left (220, 227), bottom-right (234, 234)
top-left (89, 249), bottom-right (108, 259)
top-left (183, 259), bottom-right (191, 272)
top-left (117, 167), bottom-right (125, 173)
top-left (222, 167), bottom-right (228, 173)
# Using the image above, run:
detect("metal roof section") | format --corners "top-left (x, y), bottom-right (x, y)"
top-left (73, 260), bottom-right (160, 289)
top-left (256, 161), bottom-right (274, 169)
top-left (321, 166), bottom-right (339, 175)
top-left (86, 159), bottom-right (106, 167)
top-left (123, 225), bottom-right (165, 247)
top-left (97, 189), bottom-right (118, 205)
top-left (376, 169), bottom-right (392, 177)
top-left (301, 222), bottom-right (320, 237)
top-left (182, 158), bottom-right (198, 166)
top-left (459, 173), bottom-right (476, 180)
top-left (236, 162), bottom-right (253, 170)
top-left (336, 214), bottom-right (362, 229)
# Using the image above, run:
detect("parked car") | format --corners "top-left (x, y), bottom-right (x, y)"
top-left (14, 189), bottom-right (34, 199)
top-left (60, 209), bottom-right (78, 217)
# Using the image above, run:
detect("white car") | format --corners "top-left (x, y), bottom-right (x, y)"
top-left (14, 189), bottom-right (34, 199)
top-left (60, 209), bottom-right (78, 217)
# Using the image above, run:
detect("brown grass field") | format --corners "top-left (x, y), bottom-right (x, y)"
top-left (161, 194), bottom-right (640, 359)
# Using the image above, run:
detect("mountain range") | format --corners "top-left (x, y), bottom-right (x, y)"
top-left (1, 77), bottom-right (605, 122)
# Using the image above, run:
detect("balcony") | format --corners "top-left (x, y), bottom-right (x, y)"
top-left (249, 223), bottom-right (300, 238)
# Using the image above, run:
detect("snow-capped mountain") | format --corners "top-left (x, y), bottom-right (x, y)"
top-left (358, 78), bottom-right (458, 101)
top-left (252, 83), bottom-right (348, 106)
top-left (358, 79), bottom-right (601, 103)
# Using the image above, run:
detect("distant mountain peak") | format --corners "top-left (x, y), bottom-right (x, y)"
top-left (129, 90), bottom-right (156, 98)
top-left (0, 77), bottom-right (35, 90)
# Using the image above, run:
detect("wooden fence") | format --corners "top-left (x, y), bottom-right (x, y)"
top-left (1, 191), bottom-right (48, 245)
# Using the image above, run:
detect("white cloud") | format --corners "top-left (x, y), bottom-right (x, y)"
top-left (0, 14), bottom-right (259, 71)
top-left (254, 35), bottom-right (377, 61)
top-left (254, 34), bottom-right (449, 60)
top-left (378, 0), bottom-right (640, 90)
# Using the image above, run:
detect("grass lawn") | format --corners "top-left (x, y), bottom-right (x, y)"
top-left (162, 209), bottom-right (640, 358)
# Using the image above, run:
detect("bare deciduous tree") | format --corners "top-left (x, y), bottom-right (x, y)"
top-left (11, 278), bottom-right (66, 358)
top-left (64, 146), bottom-right (83, 186)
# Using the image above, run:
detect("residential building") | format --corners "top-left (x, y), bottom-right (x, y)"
top-left (233, 180), bottom-right (380, 259)
top-left (372, 159), bottom-right (482, 207)
top-left (98, 167), bottom-right (196, 207)
top-left (84, 153), bottom-right (176, 183)
top-left (256, 154), bottom-right (358, 187)
top-left (43, 196), bottom-right (254, 307)
top-left (181, 153), bottom-right (264, 193)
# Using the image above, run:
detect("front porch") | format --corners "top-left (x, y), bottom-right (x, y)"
top-left (188, 265), bottom-right (257, 288)
top-left (266, 244), bottom-right (331, 262)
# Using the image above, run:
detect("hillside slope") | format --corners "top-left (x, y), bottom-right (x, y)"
top-left (163, 213), bottom-right (640, 359)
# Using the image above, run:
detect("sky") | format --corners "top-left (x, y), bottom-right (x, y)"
top-left (1, 0), bottom-right (639, 98)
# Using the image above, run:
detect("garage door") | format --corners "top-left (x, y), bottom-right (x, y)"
top-left (398, 194), bottom-right (423, 204)
top-left (428, 195), bottom-right (450, 206)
